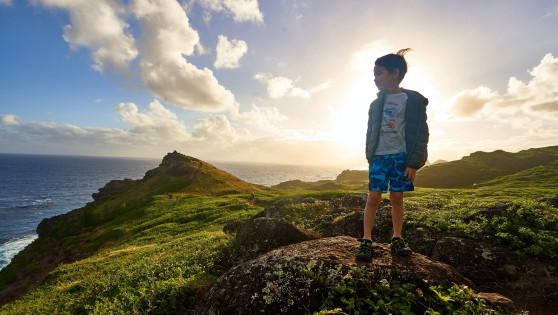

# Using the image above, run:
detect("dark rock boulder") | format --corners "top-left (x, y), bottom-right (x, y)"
top-left (220, 217), bottom-right (320, 267)
top-left (339, 193), bottom-right (368, 208)
top-left (406, 227), bottom-right (442, 257)
top-left (222, 220), bottom-right (244, 234)
top-left (546, 193), bottom-right (558, 207)
top-left (199, 236), bottom-right (474, 315)
top-left (463, 202), bottom-right (512, 223)
top-left (478, 292), bottom-right (515, 310)
top-left (325, 202), bottom-right (393, 243)
top-left (329, 211), bottom-right (363, 238)
top-left (432, 237), bottom-right (548, 283)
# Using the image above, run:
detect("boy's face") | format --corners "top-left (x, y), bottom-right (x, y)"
top-left (373, 65), bottom-right (399, 91)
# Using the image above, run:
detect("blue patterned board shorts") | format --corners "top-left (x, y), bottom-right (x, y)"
top-left (369, 152), bottom-right (414, 193)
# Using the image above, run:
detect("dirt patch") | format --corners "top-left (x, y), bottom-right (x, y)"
top-left (108, 244), bottom-right (154, 257)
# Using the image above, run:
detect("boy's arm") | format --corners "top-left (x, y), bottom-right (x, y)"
top-left (407, 102), bottom-right (429, 170)
top-left (365, 102), bottom-right (374, 163)
top-left (365, 114), bottom-right (372, 162)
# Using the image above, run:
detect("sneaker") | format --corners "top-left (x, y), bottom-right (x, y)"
top-left (391, 237), bottom-right (412, 256)
top-left (356, 238), bottom-right (373, 260)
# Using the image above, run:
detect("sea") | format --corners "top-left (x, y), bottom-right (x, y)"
top-left (0, 153), bottom-right (356, 270)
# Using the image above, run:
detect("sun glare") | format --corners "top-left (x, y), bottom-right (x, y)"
top-left (402, 67), bottom-right (438, 103)
top-left (329, 51), bottom-right (441, 152)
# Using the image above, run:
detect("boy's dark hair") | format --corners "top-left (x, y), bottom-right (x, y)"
top-left (375, 48), bottom-right (412, 82)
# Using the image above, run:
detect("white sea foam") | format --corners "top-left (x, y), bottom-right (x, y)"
top-left (0, 234), bottom-right (38, 271)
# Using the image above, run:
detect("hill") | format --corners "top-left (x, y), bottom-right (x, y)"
top-left (414, 146), bottom-right (558, 188)
top-left (271, 145), bottom-right (558, 191)
top-left (0, 151), bottom-right (263, 307)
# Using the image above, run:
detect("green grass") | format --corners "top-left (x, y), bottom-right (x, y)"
top-left (0, 193), bottom-right (266, 314)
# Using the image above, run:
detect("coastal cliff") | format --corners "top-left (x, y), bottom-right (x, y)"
top-left (0, 151), bottom-right (261, 307)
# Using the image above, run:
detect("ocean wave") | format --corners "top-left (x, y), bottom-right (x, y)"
top-left (0, 234), bottom-right (38, 271)
top-left (11, 196), bottom-right (53, 210)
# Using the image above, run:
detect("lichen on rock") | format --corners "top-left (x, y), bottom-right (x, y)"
top-left (197, 236), bottom-right (473, 315)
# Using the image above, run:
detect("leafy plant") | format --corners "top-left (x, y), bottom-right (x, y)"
top-left (308, 267), bottom-right (526, 315)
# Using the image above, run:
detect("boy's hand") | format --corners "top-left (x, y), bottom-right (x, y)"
top-left (405, 167), bottom-right (417, 182)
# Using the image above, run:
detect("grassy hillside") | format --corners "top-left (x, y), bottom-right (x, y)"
top-left (0, 193), bottom-right (279, 314)
top-left (414, 146), bottom-right (558, 188)
top-left (0, 149), bottom-right (556, 313)
top-left (0, 151), bottom-right (269, 311)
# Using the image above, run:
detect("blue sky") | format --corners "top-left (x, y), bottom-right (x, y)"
top-left (1, 0), bottom-right (558, 166)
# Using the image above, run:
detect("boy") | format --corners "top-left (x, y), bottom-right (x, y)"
top-left (356, 48), bottom-right (429, 260)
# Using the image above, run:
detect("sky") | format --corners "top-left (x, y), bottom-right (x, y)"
top-left (1, 0), bottom-right (558, 167)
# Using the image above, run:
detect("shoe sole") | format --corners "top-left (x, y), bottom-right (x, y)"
top-left (356, 254), bottom-right (372, 261)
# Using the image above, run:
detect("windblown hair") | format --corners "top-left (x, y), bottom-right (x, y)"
top-left (375, 48), bottom-right (412, 82)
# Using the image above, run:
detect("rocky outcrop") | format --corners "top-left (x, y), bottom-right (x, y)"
top-left (335, 170), bottom-right (367, 181)
top-left (221, 217), bottom-right (320, 267)
top-left (478, 292), bottom-right (515, 309)
top-left (406, 227), bottom-right (442, 257)
top-left (546, 193), bottom-right (558, 207)
top-left (463, 202), bottom-right (513, 222)
top-left (319, 200), bottom-right (393, 243)
top-left (91, 179), bottom-right (138, 203)
top-left (431, 236), bottom-right (558, 314)
top-left (198, 236), bottom-right (474, 315)
top-left (432, 236), bottom-right (548, 283)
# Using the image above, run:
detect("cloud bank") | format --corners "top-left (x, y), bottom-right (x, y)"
top-left (0, 101), bottom-right (352, 165)
top-left (450, 53), bottom-right (558, 120)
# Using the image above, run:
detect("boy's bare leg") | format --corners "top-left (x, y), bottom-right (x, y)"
top-left (390, 191), bottom-right (404, 238)
top-left (363, 190), bottom-right (382, 240)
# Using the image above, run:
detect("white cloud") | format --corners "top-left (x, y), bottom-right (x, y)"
top-left (309, 80), bottom-right (333, 93)
top-left (132, 0), bottom-right (236, 112)
top-left (115, 99), bottom-right (191, 143)
top-left (192, 115), bottom-right (239, 142)
top-left (254, 72), bottom-right (312, 99)
top-left (0, 0), bottom-right (13, 6)
top-left (450, 86), bottom-right (497, 118)
top-left (214, 35), bottom-right (248, 69)
top-left (230, 103), bottom-right (287, 133)
top-left (31, 0), bottom-right (138, 75)
top-left (0, 115), bottom-right (19, 125)
top-left (194, 0), bottom-right (263, 23)
top-left (449, 53), bottom-right (558, 120)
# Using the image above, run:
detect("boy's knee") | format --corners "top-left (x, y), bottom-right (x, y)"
top-left (366, 191), bottom-right (382, 207)
top-left (389, 192), bottom-right (404, 205)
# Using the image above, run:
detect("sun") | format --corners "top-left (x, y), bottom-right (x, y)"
top-left (328, 62), bottom-right (440, 152)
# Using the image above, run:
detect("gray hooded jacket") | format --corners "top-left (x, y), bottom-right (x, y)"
top-left (365, 88), bottom-right (429, 169)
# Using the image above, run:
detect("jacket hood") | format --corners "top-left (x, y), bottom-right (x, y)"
top-left (377, 88), bottom-right (429, 106)
top-left (402, 88), bottom-right (429, 106)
